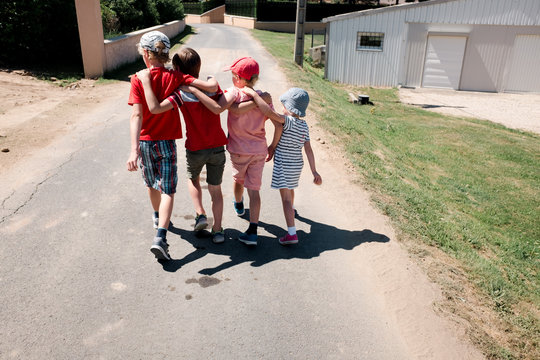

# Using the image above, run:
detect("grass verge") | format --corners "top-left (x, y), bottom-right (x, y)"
top-left (251, 29), bottom-right (539, 360)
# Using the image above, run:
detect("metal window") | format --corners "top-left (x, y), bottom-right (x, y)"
top-left (356, 32), bottom-right (384, 51)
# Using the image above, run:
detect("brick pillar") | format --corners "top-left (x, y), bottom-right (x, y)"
top-left (75, 0), bottom-right (105, 78)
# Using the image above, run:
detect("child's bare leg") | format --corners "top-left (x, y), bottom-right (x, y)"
top-left (158, 193), bottom-right (174, 229)
top-left (233, 181), bottom-right (244, 203)
top-left (148, 187), bottom-right (161, 212)
top-left (208, 184), bottom-right (223, 232)
top-left (188, 176), bottom-right (205, 216)
top-left (247, 189), bottom-right (261, 223)
top-left (279, 189), bottom-right (295, 227)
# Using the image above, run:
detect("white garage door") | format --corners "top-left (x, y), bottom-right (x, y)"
top-left (506, 35), bottom-right (540, 93)
top-left (422, 35), bottom-right (467, 89)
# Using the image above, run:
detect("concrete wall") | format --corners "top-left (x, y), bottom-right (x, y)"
top-left (185, 5), bottom-right (225, 24)
top-left (75, 0), bottom-right (106, 78)
top-left (224, 15), bottom-right (256, 29)
top-left (75, 0), bottom-right (186, 77)
top-left (104, 20), bottom-right (185, 73)
top-left (224, 15), bottom-right (325, 33)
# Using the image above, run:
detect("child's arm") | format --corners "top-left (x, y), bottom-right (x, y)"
top-left (136, 69), bottom-right (174, 114)
top-left (304, 141), bottom-right (322, 185)
top-left (267, 120), bottom-right (283, 162)
top-left (229, 92), bottom-right (272, 115)
top-left (184, 85), bottom-right (236, 114)
top-left (190, 75), bottom-right (218, 93)
top-left (126, 104), bottom-right (143, 171)
top-left (241, 87), bottom-right (285, 124)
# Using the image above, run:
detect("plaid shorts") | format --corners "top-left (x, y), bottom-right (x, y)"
top-left (139, 140), bottom-right (178, 195)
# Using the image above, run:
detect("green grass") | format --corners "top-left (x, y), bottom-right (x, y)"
top-left (251, 29), bottom-right (539, 360)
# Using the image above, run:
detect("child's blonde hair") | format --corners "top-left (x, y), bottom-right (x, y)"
top-left (138, 41), bottom-right (170, 64)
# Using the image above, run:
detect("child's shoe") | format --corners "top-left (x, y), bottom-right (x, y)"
top-left (238, 232), bottom-right (257, 245)
top-left (279, 233), bottom-right (298, 245)
top-left (150, 237), bottom-right (171, 260)
top-left (194, 214), bottom-right (208, 232)
top-left (211, 228), bottom-right (225, 244)
top-left (233, 199), bottom-right (245, 216)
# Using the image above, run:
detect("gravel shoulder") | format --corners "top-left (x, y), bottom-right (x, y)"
top-left (399, 87), bottom-right (540, 134)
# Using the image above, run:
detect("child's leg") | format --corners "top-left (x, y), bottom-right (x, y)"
top-left (279, 189), bottom-right (295, 228)
top-left (188, 176), bottom-right (205, 216)
top-left (247, 189), bottom-right (261, 224)
top-left (233, 181), bottom-right (244, 203)
top-left (148, 187), bottom-right (161, 212)
top-left (208, 184), bottom-right (223, 232)
top-left (158, 193), bottom-right (174, 229)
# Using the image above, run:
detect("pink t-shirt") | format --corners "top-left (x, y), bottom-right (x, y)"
top-left (226, 87), bottom-right (270, 156)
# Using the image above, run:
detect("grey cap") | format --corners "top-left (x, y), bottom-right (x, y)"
top-left (139, 31), bottom-right (170, 53)
top-left (280, 87), bottom-right (310, 117)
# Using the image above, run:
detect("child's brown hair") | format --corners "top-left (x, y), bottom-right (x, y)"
top-left (172, 47), bottom-right (201, 78)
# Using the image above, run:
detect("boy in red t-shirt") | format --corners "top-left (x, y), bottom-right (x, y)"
top-left (137, 47), bottom-right (229, 244)
top-left (126, 32), bottom-right (217, 261)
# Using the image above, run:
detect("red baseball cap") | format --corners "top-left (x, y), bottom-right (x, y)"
top-left (223, 57), bottom-right (259, 80)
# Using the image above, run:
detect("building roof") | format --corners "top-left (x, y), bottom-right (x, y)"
top-left (323, 0), bottom-right (457, 23)
top-left (323, 0), bottom-right (540, 26)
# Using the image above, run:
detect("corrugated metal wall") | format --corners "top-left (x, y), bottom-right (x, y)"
top-left (325, 0), bottom-right (540, 90)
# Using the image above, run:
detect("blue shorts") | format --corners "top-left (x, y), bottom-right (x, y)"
top-left (139, 140), bottom-right (178, 195)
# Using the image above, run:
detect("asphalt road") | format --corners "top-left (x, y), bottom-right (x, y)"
top-left (0, 24), bottom-right (481, 359)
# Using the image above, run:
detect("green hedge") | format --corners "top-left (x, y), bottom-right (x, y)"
top-left (0, 0), bottom-right (82, 70)
top-left (184, 0), bottom-right (225, 15)
top-left (101, 0), bottom-right (185, 38)
top-left (224, 0), bottom-right (380, 22)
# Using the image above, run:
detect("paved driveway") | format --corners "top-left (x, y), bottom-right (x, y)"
top-left (399, 88), bottom-right (540, 134)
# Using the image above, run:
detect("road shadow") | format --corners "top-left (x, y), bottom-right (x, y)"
top-left (407, 102), bottom-right (466, 110)
top-left (160, 212), bottom-right (390, 275)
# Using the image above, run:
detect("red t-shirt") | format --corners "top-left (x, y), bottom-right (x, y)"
top-left (128, 67), bottom-right (194, 141)
top-left (167, 86), bottom-right (228, 152)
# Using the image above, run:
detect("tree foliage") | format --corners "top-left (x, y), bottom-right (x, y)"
top-left (0, 0), bottom-right (82, 69)
top-left (101, 0), bottom-right (184, 37)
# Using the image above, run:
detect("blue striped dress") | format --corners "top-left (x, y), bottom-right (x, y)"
top-left (271, 115), bottom-right (310, 189)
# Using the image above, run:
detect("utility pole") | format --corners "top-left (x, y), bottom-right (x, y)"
top-left (294, 0), bottom-right (306, 66)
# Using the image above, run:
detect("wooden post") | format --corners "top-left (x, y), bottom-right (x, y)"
top-left (294, 0), bottom-right (306, 66)
top-left (74, 0), bottom-right (106, 78)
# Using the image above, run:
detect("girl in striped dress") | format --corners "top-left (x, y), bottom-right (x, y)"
top-left (241, 87), bottom-right (322, 245)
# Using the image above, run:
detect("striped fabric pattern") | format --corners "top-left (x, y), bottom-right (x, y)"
top-left (271, 116), bottom-right (310, 189)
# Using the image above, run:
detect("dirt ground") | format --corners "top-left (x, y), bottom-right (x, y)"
top-left (0, 70), bottom-right (128, 173)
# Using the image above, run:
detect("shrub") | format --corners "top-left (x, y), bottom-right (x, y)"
top-left (101, 0), bottom-right (184, 37)
top-left (0, 0), bottom-right (82, 70)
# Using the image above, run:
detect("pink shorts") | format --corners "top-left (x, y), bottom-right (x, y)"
top-left (230, 153), bottom-right (266, 191)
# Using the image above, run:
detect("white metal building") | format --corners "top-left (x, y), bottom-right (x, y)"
top-left (322, 0), bottom-right (540, 92)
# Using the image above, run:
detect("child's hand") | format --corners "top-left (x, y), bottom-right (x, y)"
top-left (126, 147), bottom-right (140, 172)
top-left (241, 86), bottom-right (256, 97)
top-left (136, 69), bottom-right (151, 82)
top-left (266, 145), bottom-right (275, 162)
top-left (313, 171), bottom-right (322, 185)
